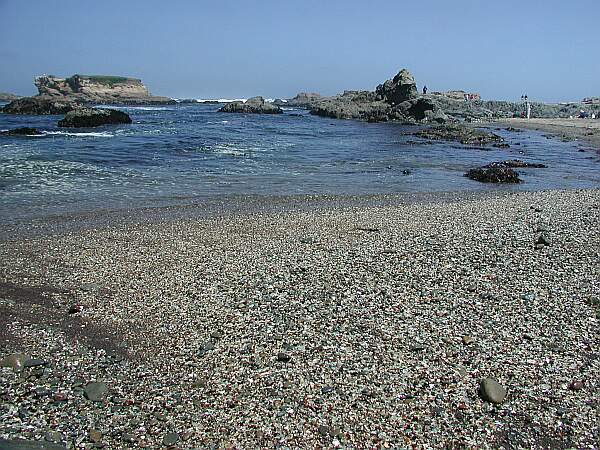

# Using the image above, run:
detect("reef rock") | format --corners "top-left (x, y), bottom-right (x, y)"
top-left (412, 124), bottom-right (504, 146)
top-left (57, 107), bottom-right (132, 128)
top-left (2, 96), bottom-right (77, 115)
top-left (465, 166), bottom-right (521, 183)
top-left (34, 74), bottom-right (175, 105)
top-left (219, 96), bottom-right (282, 114)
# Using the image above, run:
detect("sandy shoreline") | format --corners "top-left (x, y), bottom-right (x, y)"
top-left (497, 118), bottom-right (600, 148)
top-left (1, 189), bottom-right (599, 448)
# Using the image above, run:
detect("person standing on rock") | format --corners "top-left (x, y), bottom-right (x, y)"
top-left (422, 85), bottom-right (428, 95)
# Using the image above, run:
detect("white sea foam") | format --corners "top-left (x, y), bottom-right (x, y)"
top-left (196, 98), bottom-right (247, 103)
top-left (95, 105), bottom-right (171, 111)
top-left (43, 131), bottom-right (114, 138)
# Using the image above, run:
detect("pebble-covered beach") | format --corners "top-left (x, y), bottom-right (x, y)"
top-left (1, 189), bottom-right (599, 449)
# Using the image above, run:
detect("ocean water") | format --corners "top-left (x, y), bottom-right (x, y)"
top-left (1, 102), bottom-right (599, 222)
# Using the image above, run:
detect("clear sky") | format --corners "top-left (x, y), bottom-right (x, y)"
top-left (0, 0), bottom-right (598, 102)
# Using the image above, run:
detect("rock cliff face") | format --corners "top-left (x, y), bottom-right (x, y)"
top-left (34, 74), bottom-right (175, 105)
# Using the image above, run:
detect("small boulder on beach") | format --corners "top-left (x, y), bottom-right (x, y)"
top-left (479, 378), bottom-right (507, 404)
top-left (83, 381), bottom-right (108, 402)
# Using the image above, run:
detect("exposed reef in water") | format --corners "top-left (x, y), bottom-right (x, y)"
top-left (219, 96), bottom-right (282, 114)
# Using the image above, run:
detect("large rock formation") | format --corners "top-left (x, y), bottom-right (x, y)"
top-left (308, 69), bottom-right (447, 124)
top-left (302, 68), bottom-right (600, 123)
top-left (57, 108), bottom-right (132, 128)
top-left (1, 97), bottom-right (78, 115)
top-left (34, 74), bottom-right (175, 105)
top-left (219, 96), bottom-right (282, 114)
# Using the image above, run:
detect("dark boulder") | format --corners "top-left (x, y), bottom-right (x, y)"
top-left (375, 69), bottom-right (418, 105)
top-left (2, 96), bottom-right (77, 115)
top-left (57, 108), bottom-right (132, 128)
top-left (1, 127), bottom-right (43, 136)
top-left (219, 96), bottom-right (282, 114)
top-left (465, 166), bottom-right (522, 183)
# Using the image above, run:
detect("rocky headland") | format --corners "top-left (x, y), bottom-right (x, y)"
top-left (1, 74), bottom-right (174, 115)
top-left (219, 96), bottom-right (283, 114)
top-left (282, 69), bottom-right (599, 125)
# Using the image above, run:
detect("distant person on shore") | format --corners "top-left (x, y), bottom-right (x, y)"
top-left (422, 85), bottom-right (427, 95)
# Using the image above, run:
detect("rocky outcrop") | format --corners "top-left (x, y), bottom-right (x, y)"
top-left (34, 74), bottom-right (175, 105)
top-left (412, 124), bottom-right (504, 146)
top-left (286, 92), bottom-right (323, 107)
top-left (1, 127), bottom-right (43, 136)
top-left (309, 69), bottom-right (447, 124)
top-left (219, 96), bottom-right (282, 114)
top-left (1, 97), bottom-right (78, 115)
top-left (309, 91), bottom-right (392, 122)
top-left (57, 108), bottom-right (132, 128)
top-left (0, 92), bottom-right (21, 101)
top-left (465, 166), bottom-right (521, 183)
top-left (304, 67), bottom-right (600, 123)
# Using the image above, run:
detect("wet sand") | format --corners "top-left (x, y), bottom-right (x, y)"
top-left (499, 118), bottom-right (600, 148)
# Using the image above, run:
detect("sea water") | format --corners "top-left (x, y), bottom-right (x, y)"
top-left (1, 102), bottom-right (599, 221)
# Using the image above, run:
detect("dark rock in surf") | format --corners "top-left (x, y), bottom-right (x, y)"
top-left (465, 166), bottom-right (521, 183)
top-left (58, 107), bottom-right (132, 128)
top-left (1, 127), bottom-right (43, 136)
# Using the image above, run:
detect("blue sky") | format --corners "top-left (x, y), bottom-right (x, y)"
top-left (0, 0), bottom-right (598, 101)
